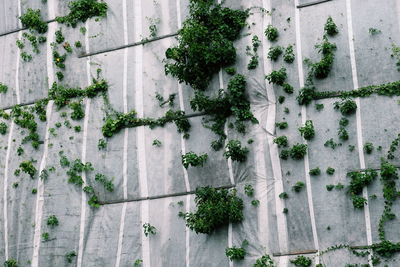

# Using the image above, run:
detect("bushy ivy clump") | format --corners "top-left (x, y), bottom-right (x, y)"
top-left (20, 9), bottom-right (48, 34)
top-left (164, 0), bottom-right (248, 90)
top-left (181, 152), bottom-right (208, 169)
top-left (224, 140), bottom-right (249, 162)
top-left (182, 187), bottom-right (244, 234)
top-left (290, 255), bottom-right (312, 266)
top-left (299, 120), bottom-right (315, 140)
top-left (347, 169), bottom-right (377, 209)
top-left (56, 0), bottom-right (108, 27)
top-left (254, 254), bottom-right (275, 267)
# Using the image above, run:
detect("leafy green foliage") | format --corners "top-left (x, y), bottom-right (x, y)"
top-left (363, 142), bottom-right (374, 154)
top-left (273, 136), bottom-right (288, 147)
top-left (164, 0), bottom-right (248, 90)
top-left (326, 167), bottom-right (335, 175)
top-left (324, 17), bottom-right (339, 36)
top-left (282, 83), bottom-right (294, 94)
top-left (267, 46), bottom-right (283, 61)
top-left (225, 246), bottom-right (246, 261)
top-left (305, 37), bottom-right (337, 79)
top-left (279, 192), bottom-right (288, 199)
top-left (65, 251), bottom-right (77, 263)
top-left (55, 29), bottom-right (65, 44)
top-left (309, 167), bottom-right (321, 176)
top-left (69, 101), bottom-right (85, 120)
top-left (299, 120), bottom-right (315, 140)
top-left (95, 173), bottom-right (114, 192)
top-left (143, 223), bottom-right (156, 236)
top-left (290, 255), bottom-right (312, 266)
top-left (20, 160), bottom-right (37, 179)
top-left (326, 184), bottom-right (335, 191)
top-left (289, 143), bottom-right (308, 160)
top-left (391, 44), bottom-right (400, 71)
top-left (266, 68), bottom-right (287, 86)
top-left (4, 258), bottom-right (18, 267)
top-left (42, 232), bottom-right (50, 241)
top-left (0, 122), bottom-right (7, 135)
top-left (297, 86), bottom-right (316, 105)
top-left (283, 45), bottom-right (295, 63)
top-left (244, 184), bottom-right (254, 197)
top-left (182, 187), bottom-right (244, 234)
top-left (181, 152), bottom-right (208, 169)
top-left (352, 195), bottom-right (367, 209)
top-left (56, 0), bottom-right (108, 27)
top-left (334, 98), bottom-right (357, 116)
top-left (247, 36), bottom-right (261, 70)
top-left (324, 138), bottom-right (338, 149)
top-left (315, 103), bottom-right (324, 111)
top-left (224, 140), bottom-right (249, 162)
top-left (265, 25), bottom-right (279, 42)
top-left (20, 8), bottom-right (48, 34)
top-left (275, 121), bottom-right (288, 129)
top-left (0, 83), bottom-right (8, 94)
top-left (292, 181), bottom-right (305, 193)
top-left (97, 138), bottom-right (107, 150)
top-left (254, 254), bottom-right (275, 267)
top-left (369, 28), bottom-right (381, 35)
top-left (47, 215), bottom-right (59, 227)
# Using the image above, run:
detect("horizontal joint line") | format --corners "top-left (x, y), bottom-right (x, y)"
top-left (297, 0), bottom-right (332, 8)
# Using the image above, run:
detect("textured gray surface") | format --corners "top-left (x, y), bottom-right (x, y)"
top-left (0, 0), bottom-right (400, 266)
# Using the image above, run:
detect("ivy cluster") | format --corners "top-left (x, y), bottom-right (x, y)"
top-left (225, 246), bottom-right (246, 261)
top-left (56, 0), bottom-right (108, 27)
top-left (181, 152), bottom-right (208, 169)
top-left (265, 25), bottom-right (279, 42)
top-left (181, 186), bottom-right (244, 234)
top-left (224, 140), bottom-right (249, 162)
top-left (254, 254), bottom-right (275, 267)
top-left (164, 0), bottom-right (248, 90)
top-left (290, 255), bottom-right (312, 266)
top-left (299, 120), bottom-right (315, 140)
top-left (247, 35), bottom-right (261, 70)
top-left (20, 8), bottom-right (48, 34)
top-left (347, 169), bottom-right (377, 209)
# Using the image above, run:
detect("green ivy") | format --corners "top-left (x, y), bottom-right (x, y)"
top-left (164, 0), bottom-right (248, 90)
top-left (181, 152), bottom-right (208, 169)
top-left (56, 0), bottom-right (108, 27)
top-left (290, 255), bottom-right (312, 266)
top-left (20, 8), bottom-right (48, 34)
top-left (289, 143), bottom-right (308, 160)
top-left (299, 120), bottom-right (315, 140)
top-left (224, 140), bottom-right (249, 162)
top-left (265, 25), bottom-right (279, 42)
top-left (226, 246), bottom-right (246, 261)
top-left (181, 187), bottom-right (243, 234)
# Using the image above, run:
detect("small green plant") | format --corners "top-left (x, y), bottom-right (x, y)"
top-left (97, 138), bottom-right (107, 150)
top-left (265, 24), bottom-right (279, 41)
top-left (364, 142), bottom-right (374, 154)
top-left (292, 181), bottom-right (305, 193)
top-left (4, 259), bottom-right (18, 267)
top-left (0, 83), bottom-right (8, 94)
top-left (21, 52), bottom-right (33, 62)
top-left (338, 127), bottom-right (349, 141)
top-left (0, 122), bottom-right (7, 135)
top-left (134, 259), bottom-right (143, 266)
top-left (266, 68), bottom-right (287, 86)
top-left (152, 139), bottom-right (162, 147)
top-left (299, 120), bottom-right (315, 140)
top-left (369, 28), bottom-right (381, 35)
top-left (251, 199), bottom-right (260, 207)
top-left (267, 46), bottom-right (283, 61)
top-left (276, 122), bottom-right (288, 129)
top-left (326, 184), bottom-right (335, 191)
top-left (47, 215), bottom-right (59, 227)
top-left (16, 39), bottom-right (25, 49)
top-left (20, 160), bottom-right (37, 179)
top-left (56, 0), bottom-right (108, 27)
top-left (32, 188), bottom-right (37, 194)
top-left (315, 103), bottom-right (324, 111)
top-left (181, 152), bottom-right (208, 169)
top-left (282, 83), bottom-right (294, 94)
top-left (283, 45), bottom-right (295, 63)
top-left (334, 99), bottom-right (357, 116)
top-left (95, 173), bottom-right (114, 192)
top-left (224, 140), bottom-right (249, 162)
top-left (225, 246), bottom-right (246, 261)
top-left (280, 149), bottom-right (289, 160)
top-left (75, 41), bottom-right (82, 48)
top-left (254, 254), bottom-right (275, 267)
top-left (391, 43), bottom-right (400, 71)
top-left (143, 223), bottom-right (156, 236)
top-left (20, 8), bottom-right (48, 34)
top-left (324, 17), bottom-right (339, 36)
top-left (225, 67), bottom-right (236, 75)
top-left (309, 167), bottom-right (321, 176)
top-left (352, 195), bottom-right (367, 209)
top-left (42, 232), bottom-right (50, 242)
top-left (247, 36), bottom-right (261, 70)
top-left (181, 187), bottom-right (243, 234)
top-left (290, 255), bottom-right (312, 266)
top-left (65, 251), bottom-right (77, 263)
top-left (279, 192), bottom-right (288, 199)
top-left (244, 184), bottom-right (254, 197)
top-left (69, 101), bottom-right (85, 120)
top-left (55, 29), bottom-right (65, 44)
top-left (305, 37), bottom-right (337, 79)
top-left (283, 208), bottom-right (288, 213)
top-left (324, 138), bottom-right (338, 149)
top-left (273, 136), bottom-right (288, 147)
top-left (56, 71), bottom-right (64, 81)
top-left (289, 144), bottom-right (308, 160)
top-left (326, 167), bottom-right (335, 175)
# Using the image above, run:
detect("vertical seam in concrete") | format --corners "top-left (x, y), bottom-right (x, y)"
top-left (345, 0), bottom-right (373, 264)
top-left (31, 2), bottom-right (56, 265)
top-left (294, 0), bottom-right (320, 261)
top-left (115, 1), bottom-right (129, 266)
top-left (134, 1), bottom-right (150, 266)
top-left (4, 0), bottom-right (22, 259)
top-left (77, 21), bottom-right (91, 267)
top-left (262, 0), bottom-right (289, 260)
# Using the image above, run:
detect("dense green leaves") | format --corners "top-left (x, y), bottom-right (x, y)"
top-left (164, 0), bottom-right (248, 90)
top-left (224, 140), bottom-right (249, 162)
top-left (56, 0), bottom-right (108, 27)
top-left (182, 187), bottom-right (244, 234)
top-left (20, 9), bottom-right (48, 34)
top-left (181, 152), bottom-right (208, 169)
